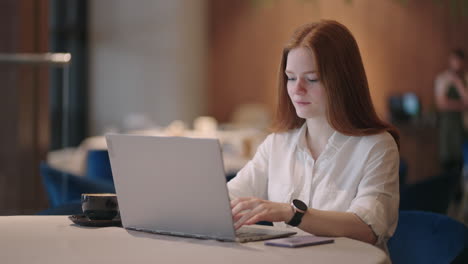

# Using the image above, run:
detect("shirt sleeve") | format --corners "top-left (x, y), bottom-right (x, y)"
top-left (227, 134), bottom-right (272, 200)
top-left (346, 136), bottom-right (400, 245)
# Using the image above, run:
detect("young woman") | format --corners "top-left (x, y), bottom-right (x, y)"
top-left (228, 20), bottom-right (400, 253)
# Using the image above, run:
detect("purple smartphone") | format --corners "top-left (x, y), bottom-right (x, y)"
top-left (264, 235), bottom-right (334, 248)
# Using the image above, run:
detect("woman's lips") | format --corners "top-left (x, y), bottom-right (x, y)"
top-left (295, 101), bottom-right (311, 105)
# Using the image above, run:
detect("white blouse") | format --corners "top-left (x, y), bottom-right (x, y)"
top-left (227, 124), bottom-right (399, 251)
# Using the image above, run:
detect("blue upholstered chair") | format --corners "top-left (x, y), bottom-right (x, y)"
top-left (40, 149), bottom-right (115, 209)
top-left (388, 211), bottom-right (468, 264)
top-left (40, 161), bottom-right (115, 209)
top-left (86, 149), bottom-right (114, 183)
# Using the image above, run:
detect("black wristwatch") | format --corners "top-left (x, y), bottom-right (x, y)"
top-left (286, 199), bottom-right (308, 227)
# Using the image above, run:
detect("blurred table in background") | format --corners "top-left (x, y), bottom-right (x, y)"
top-left (49, 121), bottom-right (441, 185)
top-left (47, 127), bottom-right (267, 178)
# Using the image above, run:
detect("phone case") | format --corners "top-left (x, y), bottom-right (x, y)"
top-left (264, 235), bottom-right (334, 248)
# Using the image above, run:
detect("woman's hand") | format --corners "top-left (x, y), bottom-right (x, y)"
top-left (230, 197), bottom-right (294, 229)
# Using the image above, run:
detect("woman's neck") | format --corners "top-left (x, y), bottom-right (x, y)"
top-left (305, 117), bottom-right (334, 160)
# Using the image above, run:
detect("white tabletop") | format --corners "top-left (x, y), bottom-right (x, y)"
top-left (0, 216), bottom-right (390, 264)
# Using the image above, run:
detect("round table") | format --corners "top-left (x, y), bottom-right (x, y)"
top-left (0, 216), bottom-right (390, 264)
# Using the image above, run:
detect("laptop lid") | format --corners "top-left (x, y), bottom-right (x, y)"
top-left (106, 134), bottom-right (237, 241)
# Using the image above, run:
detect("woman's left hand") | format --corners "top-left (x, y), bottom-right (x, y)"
top-left (230, 197), bottom-right (294, 229)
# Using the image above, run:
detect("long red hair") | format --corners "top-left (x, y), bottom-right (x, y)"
top-left (273, 20), bottom-right (399, 147)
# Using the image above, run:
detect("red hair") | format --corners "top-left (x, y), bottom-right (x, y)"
top-left (273, 20), bottom-right (399, 147)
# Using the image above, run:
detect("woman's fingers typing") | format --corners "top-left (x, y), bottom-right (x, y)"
top-left (231, 197), bottom-right (263, 229)
top-left (231, 197), bottom-right (292, 229)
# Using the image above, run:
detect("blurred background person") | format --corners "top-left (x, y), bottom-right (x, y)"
top-left (434, 49), bottom-right (468, 203)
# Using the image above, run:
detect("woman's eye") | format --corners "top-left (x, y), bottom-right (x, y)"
top-left (287, 77), bottom-right (296, 81)
top-left (307, 78), bottom-right (318, 83)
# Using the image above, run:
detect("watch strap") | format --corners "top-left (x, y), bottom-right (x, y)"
top-left (287, 210), bottom-right (303, 226)
top-left (287, 199), bottom-right (307, 227)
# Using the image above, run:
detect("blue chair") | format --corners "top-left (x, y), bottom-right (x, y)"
top-left (40, 161), bottom-right (115, 208)
top-left (388, 211), bottom-right (468, 264)
top-left (86, 149), bottom-right (114, 183)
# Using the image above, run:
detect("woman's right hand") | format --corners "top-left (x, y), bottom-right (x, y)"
top-left (230, 197), bottom-right (293, 230)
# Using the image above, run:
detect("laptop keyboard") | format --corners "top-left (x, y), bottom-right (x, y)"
top-left (235, 226), bottom-right (278, 238)
top-left (236, 230), bottom-right (270, 238)
top-left (234, 226), bottom-right (297, 242)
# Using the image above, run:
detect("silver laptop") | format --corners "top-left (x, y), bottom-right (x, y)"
top-left (105, 134), bottom-right (296, 242)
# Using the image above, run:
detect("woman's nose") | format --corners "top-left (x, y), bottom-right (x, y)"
top-left (293, 79), bottom-right (307, 95)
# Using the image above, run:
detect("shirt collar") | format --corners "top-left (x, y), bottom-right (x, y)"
top-left (295, 123), bottom-right (309, 153)
top-left (294, 123), bottom-right (349, 161)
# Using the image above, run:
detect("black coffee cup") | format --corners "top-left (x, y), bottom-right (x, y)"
top-left (81, 193), bottom-right (119, 220)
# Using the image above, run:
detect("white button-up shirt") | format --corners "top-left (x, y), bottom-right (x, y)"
top-left (228, 124), bottom-right (399, 252)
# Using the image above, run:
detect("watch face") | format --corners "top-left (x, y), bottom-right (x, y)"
top-left (293, 199), bottom-right (307, 211)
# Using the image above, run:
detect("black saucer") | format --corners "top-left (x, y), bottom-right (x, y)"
top-left (68, 214), bottom-right (122, 227)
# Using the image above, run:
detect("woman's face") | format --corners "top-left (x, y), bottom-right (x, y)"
top-left (449, 54), bottom-right (464, 72)
top-left (285, 47), bottom-right (326, 119)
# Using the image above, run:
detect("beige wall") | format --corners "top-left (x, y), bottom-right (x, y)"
top-left (208, 0), bottom-right (468, 122)
top-left (89, 0), bottom-right (208, 135)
